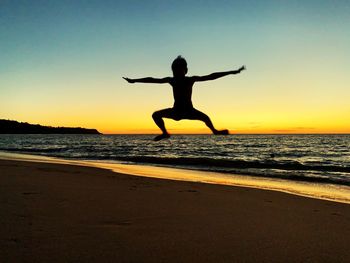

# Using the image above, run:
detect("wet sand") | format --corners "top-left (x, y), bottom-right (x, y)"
top-left (1, 159), bottom-right (350, 262)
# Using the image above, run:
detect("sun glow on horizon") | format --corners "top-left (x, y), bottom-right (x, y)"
top-left (1, 1), bottom-right (349, 134)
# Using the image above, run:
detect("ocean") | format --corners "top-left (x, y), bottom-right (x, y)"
top-left (1, 134), bottom-right (349, 187)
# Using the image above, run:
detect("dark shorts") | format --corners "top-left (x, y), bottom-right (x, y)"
top-left (155, 107), bottom-right (208, 121)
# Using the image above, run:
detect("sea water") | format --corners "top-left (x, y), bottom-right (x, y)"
top-left (1, 134), bottom-right (350, 203)
top-left (1, 134), bottom-right (349, 187)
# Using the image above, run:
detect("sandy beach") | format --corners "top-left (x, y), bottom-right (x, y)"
top-left (1, 159), bottom-right (350, 263)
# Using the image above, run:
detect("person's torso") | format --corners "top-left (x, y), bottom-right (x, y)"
top-left (170, 77), bottom-right (194, 109)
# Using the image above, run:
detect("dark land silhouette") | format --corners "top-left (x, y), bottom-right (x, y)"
top-left (0, 119), bottom-right (101, 134)
top-left (124, 56), bottom-right (246, 141)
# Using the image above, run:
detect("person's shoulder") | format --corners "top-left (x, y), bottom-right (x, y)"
top-left (186, 76), bottom-right (197, 82)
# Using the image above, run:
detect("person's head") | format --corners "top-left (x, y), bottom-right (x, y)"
top-left (171, 56), bottom-right (188, 77)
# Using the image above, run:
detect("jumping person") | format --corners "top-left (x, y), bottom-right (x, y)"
top-left (123, 56), bottom-right (246, 141)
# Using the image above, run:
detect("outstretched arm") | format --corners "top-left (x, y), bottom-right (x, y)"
top-left (192, 65), bottom-right (246, 82)
top-left (123, 77), bottom-right (171, 84)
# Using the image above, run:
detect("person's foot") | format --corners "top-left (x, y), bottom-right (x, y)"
top-left (214, 129), bottom-right (229, 135)
top-left (153, 133), bottom-right (170, 141)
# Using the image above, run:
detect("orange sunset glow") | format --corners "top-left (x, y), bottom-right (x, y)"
top-left (1, 1), bottom-right (349, 134)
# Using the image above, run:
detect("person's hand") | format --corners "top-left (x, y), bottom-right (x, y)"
top-left (238, 65), bottom-right (246, 72)
top-left (123, 77), bottom-right (135, 83)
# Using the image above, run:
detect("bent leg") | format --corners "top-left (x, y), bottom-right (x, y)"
top-left (189, 109), bottom-right (229, 135)
top-left (152, 108), bottom-right (175, 141)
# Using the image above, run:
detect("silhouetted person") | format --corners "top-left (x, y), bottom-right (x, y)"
top-left (124, 56), bottom-right (246, 141)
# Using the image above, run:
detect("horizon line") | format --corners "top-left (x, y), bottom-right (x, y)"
top-left (102, 133), bottom-right (350, 135)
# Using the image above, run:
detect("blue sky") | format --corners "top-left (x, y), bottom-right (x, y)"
top-left (1, 0), bottom-right (350, 133)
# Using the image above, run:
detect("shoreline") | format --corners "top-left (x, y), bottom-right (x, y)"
top-left (1, 151), bottom-right (350, 204)
top-left (1, 158), bottom-right (350, 262)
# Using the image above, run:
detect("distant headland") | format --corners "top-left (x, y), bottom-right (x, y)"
top-left (0, 120), bottom-right (101, 134)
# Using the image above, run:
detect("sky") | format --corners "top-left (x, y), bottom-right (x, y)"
top-left (1, 0), bottom-right (350, 134)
